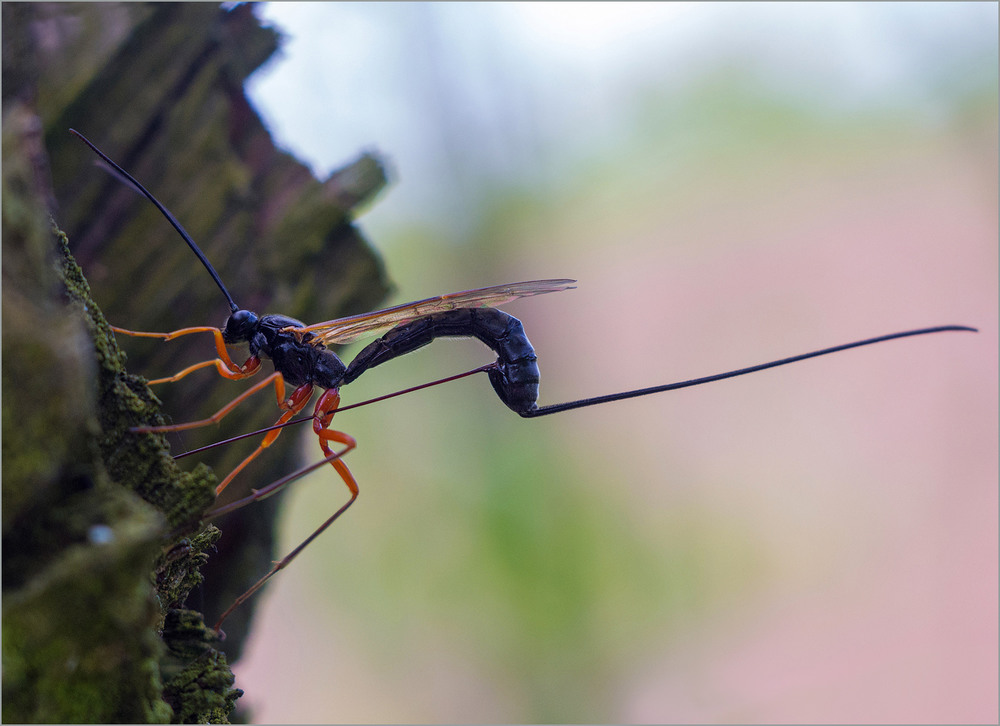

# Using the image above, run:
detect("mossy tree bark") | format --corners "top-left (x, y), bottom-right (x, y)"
top-left (3, 4), bottom-right (392, 722)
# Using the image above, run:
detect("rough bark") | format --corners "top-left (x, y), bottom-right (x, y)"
top-left (3, 3), bottom-right (392, 721)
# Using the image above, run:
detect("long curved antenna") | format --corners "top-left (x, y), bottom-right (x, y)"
top-left (522, 325), bottom-right (977, 417)
top-left (70, 129), bottom-right (240, 313)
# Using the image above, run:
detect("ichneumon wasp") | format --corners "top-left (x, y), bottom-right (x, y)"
top-left (70, 128), bottom-right (976, 633)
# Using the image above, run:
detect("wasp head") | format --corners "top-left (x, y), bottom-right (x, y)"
top-left (223, 309), bottom-right (258, 344)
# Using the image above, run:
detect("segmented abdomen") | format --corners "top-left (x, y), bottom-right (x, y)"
top-left (343, 308), bottom-right (539, 414)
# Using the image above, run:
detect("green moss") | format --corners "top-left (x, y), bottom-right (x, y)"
top-left (2, 494), bottom-right (171, 723)
top-left (4, 4), bottom-right (392, 718)
top-left (55, 228), bottom-right (242, 722)
top-left (2, 218), bottom-right (240, 723)
top-left (163, 648), bottom-right (241, 723)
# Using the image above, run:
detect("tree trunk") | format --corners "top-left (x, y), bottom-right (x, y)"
top-left (2, 4), bottom-right (392, 721)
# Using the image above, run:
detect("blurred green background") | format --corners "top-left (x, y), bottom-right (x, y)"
top-left (232, 4), bottom-right (997, 723)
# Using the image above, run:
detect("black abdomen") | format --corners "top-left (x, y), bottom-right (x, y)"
top-left (343, 308), bottom-right (540, 414)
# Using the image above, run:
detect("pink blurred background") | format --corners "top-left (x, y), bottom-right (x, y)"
top-left (231, 4), bottom-right (997, 722)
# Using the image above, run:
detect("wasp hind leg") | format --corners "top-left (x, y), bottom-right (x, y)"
top-left (205, 390), bottom-right (359, 633)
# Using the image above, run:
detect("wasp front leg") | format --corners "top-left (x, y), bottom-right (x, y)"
top-left (111, 325), bottom-right (257, 383)
top-left (131, 368), bottom-right (316, 495)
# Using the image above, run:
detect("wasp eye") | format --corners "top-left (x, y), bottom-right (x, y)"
top-left (224, 309), bottom-right (258, 342)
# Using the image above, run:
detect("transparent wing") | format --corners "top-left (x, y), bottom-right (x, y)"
top-left (286, 279), bottom-right (576, 345)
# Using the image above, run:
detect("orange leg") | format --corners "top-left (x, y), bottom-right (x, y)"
top-left (312, 390), bottom-right (359, 498)
top-left (131, 368), bottom-right (315, 494)
top-left (213, 381), bottom-right (316, 495)
top-left (133, 370), bottom-right (293, 434)
top-left (111, 325), bottom-right (256, 383)
top-left (206, 388), bottom-right (358, 633)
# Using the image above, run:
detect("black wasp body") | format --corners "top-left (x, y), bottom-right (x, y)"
top-left (70, 127), bottom-right (974, 633)
top-left (223, 306), bottom-right (541, 414)
top-left (342, 308), bottom-right (540, 414)
top-left (223, 310), bottom-right (347, 389)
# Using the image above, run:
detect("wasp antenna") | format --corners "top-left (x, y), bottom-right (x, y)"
top-left (70, 129), bottom-right (240, 314)
top-left (523, 325), bottom-right (979, 417)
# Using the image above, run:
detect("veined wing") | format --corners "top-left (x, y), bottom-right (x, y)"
top-left (286, 279), bottom-right (576, 345)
